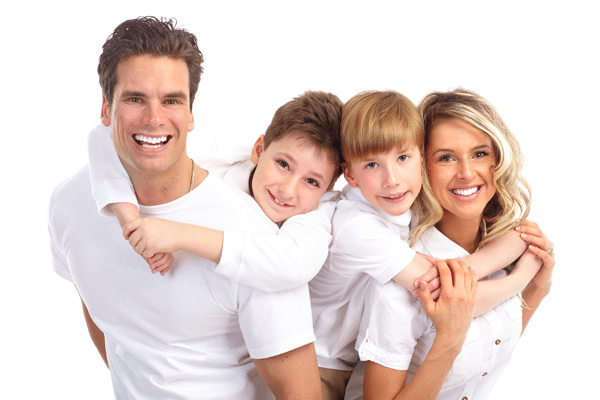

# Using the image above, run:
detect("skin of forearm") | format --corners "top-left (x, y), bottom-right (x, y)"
top-left (391, 254), bottom-right (434, 293)
top-left (472, 251), bottom-right (542, 316)
top-left (108, 202), bottom-right (140, 229)
top-left (520, 280), bottom-right (551, 334)
top-left (79, 293), bottom-right (109, 368)
top-left (389, 337), bottom-right (461, 400)
top-left (178, 224), bottom-right (224, 264)
top-left (463, 229), bottom-right (526, 279)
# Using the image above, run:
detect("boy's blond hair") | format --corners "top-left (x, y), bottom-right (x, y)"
top-left (341, 90), bottom-right (440, 246)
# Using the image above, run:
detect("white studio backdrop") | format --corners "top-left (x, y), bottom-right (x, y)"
top-left (2, 1), bottom-right (597, 398)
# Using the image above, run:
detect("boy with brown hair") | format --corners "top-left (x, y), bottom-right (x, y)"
top-left (88, 89), bottom-right (344, 289)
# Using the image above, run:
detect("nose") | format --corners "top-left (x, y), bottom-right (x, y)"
top-left (457, 159), bottom-right (475, 181)
top-left (142, 101), bottom-right (164, 127)
top-left (383, 165), bottom-right (399, 187)
top-left (278, 175), bottom-right (300, 200)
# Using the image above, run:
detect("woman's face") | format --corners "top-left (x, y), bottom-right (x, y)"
top-left (426, 118), bottom-right (497, 225)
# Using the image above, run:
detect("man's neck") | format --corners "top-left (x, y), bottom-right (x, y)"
top-left (128, 156), bottom-right (206, 206)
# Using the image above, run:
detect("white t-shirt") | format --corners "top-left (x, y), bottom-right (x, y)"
top-left (49, 165), bottom-right (315, 399)
top-left (351, 226), bottom-right (522, 400)
top-left (87, 124), bottom-right (337, 292)
top-left (309, 185), bottom-right (416, 371)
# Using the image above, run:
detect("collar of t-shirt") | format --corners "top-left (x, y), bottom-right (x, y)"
top-left (342, 184), bottom-right (412, 228)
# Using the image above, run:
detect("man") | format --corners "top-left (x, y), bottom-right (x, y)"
top-left (49, 16), bottom-right (321, 399)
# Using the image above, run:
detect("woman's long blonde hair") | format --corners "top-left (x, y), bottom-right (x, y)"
top-left (414, 88), bottom-right (532, 246)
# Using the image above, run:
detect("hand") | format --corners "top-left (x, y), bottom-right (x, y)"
top-left (414, 253), bottom-right (441, 300)
top-left (123, 218), bottom-right (178, 275)
top-left (148, 252), bottom-right (174, 276)
top-left (415, 259), bottom-right (477, 350)
top-left (516, 220), bottom-right (555, 291)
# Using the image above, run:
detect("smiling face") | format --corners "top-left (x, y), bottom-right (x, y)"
top-left (343, 145), bottom-right (422, 217)
top-left (101, 54), bottom-right (195, 184)
top-left (250, 132), bottom-right (337, 223)
top-left (426, 118), bottom-right (497, 227)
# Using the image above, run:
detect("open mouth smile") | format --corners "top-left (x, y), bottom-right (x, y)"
top-left (269, 191), bottom-right (291, 208)
top-left (452, 186), bottom-right (481, 196)
top-left (134, 134), bottom-right (171, 149)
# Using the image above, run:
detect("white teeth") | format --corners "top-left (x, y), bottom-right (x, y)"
top-left (134, 134), bottom-right (168, 148)
top-left (274, 198), bottom-right (287, 206)
top-left (386, 193), bottom-right (404, 199)
top-left (453, 187), bottom-right (479, 196)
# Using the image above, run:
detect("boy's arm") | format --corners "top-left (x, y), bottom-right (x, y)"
top-left (124, 218), bottom-right (223, 264)
top-left (88, 125), bottom-right (138, 217)
top-left (462, 229), bottom-right (527, 279)
top-left (470, 251), bottom-right (541, 315)
top-left (215, 192), bottom-right (338, 292)
top-left (253, 343), bottom-right (322, 400)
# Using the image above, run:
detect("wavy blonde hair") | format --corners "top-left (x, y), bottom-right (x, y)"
top-left (341, 90), bottom-right (440, 245)
top-left (414, 88), bottom-right (531, 246)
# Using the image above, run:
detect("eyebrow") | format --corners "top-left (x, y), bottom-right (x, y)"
top-left (431, 144), bottom-right (492, 155)
top-left (120, 90), bottom-right (189, 100)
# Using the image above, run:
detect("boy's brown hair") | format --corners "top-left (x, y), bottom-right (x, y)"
top-left (98, 16), bottom-right (204, 110)
top-left (263, 91), bottom-right (344, 183)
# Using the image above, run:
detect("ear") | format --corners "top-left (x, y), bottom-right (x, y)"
top-left (100, 95), bottom-right (112, 127)
top-left (188, 111), bottom-right (195, 132)
top-left (250, 135), bottom-right (266, 165)
top-left (342, 162), bottom-right (359, 188)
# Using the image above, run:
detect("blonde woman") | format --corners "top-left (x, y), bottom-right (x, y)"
top-left (353, 89), bottom-right (555, 400)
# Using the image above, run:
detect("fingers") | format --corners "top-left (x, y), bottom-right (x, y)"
top-left (149, 253), bottom-right (175, 276)
top-left (517, 221), bottom-right (551, 251)
top-left (122, 219), bottom-right (142, 240)
top-left (415, 279), bottom-right (435, 315)
top-left (527, 244), bottom-right (555, 269)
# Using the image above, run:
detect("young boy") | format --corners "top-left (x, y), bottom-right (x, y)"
top-left (308, 90), bottom-right (534, 400)
top-left (89, 90), bottom-right (346, 290)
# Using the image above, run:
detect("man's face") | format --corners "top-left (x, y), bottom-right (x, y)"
top-left (101, 54), bottom-right (195, 181)
top-left (250, 132), bottom-right (337, 223)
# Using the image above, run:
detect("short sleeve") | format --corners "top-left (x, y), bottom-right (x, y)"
top-left (215, 191), bottom-right (338, 291)
top-left (332, 216), bottom-right (416, 284)
top-left (237, 284), bottom-right (315, 359)
top-left (357, 281), bottom-right (427, 370)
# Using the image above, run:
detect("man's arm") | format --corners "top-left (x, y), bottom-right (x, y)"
top-left (77, 288), bottom-right (108, 368)
top-left (253, 343), bottom-right (322, 400)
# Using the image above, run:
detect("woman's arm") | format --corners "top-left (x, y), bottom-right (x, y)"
top-left (365, 260), bottom-right (477, 400)
top-left (517, 221), bottom-right (555, 334)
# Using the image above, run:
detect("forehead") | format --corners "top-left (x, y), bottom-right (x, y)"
top-left (115, 54), bottom-right (190, 96)
top-left (269, 131), bottom-right (337, 172)
top-left (428, 118), bottom-right (491, 149)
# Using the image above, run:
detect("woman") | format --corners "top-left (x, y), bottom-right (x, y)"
top-left (353, 88), bottom-right (555, 400)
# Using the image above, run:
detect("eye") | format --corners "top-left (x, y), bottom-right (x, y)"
top-left (306, 178), bottom-right (320, 187)
top-left (128, 97), bottom-right (143, 103)
top-left (398, 154), bottom-right (409, 162)
top-left (165, 99), bottom-right (182, 105)
top-left (277, 160), bottom-right (289, 170)
top-left (473, 151), bottom-right (490, 159)
top-left (365, 162), bottom-right (378, 169)
top-left (438, 154), bottom-right (453, 162)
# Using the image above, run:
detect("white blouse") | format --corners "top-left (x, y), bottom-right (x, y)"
top-left (353, 226), bottom-right (523, 400)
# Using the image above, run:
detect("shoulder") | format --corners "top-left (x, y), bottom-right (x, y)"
top-left (49, 165), bottom-right (92, 215)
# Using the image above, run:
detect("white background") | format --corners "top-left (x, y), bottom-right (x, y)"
top-left (2, 1), bottom-right (597, 398)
